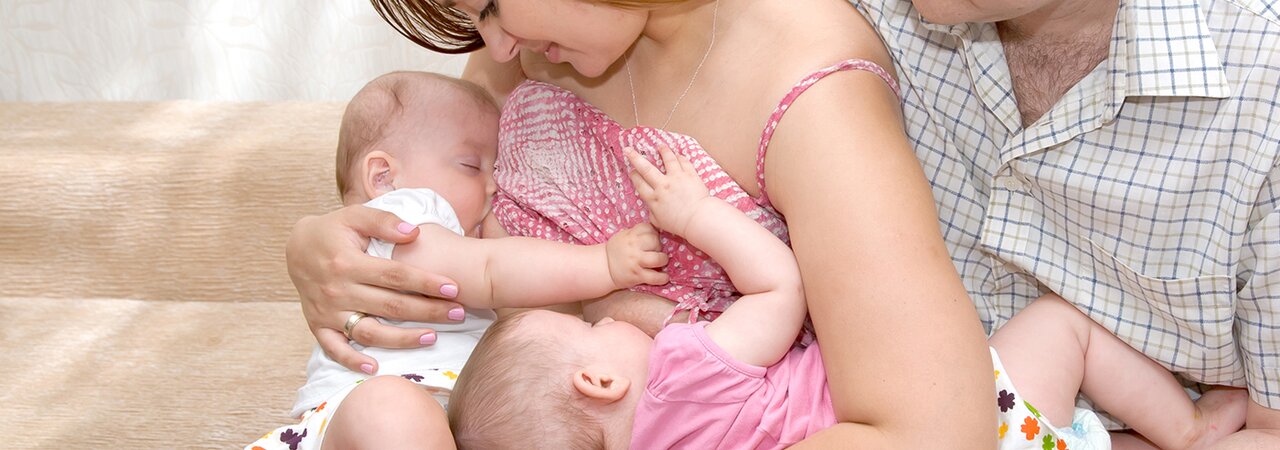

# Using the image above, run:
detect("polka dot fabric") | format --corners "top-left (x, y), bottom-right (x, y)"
top-left (491, 60), bottom-right (899, 324)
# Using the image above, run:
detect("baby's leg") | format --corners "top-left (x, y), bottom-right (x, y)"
top-left (990, 294), bottom-right (1246, 449)
top-left (321, 376), bottom-right (456, 450)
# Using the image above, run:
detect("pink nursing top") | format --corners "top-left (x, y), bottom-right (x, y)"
top-left (491, 59), bottom-right (900, 323)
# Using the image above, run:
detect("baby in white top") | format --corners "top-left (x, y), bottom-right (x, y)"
top-left (248, 71), bottom-right (667, 450)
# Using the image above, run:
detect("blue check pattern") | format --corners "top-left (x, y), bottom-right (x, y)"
top-left (856, 0), bottom-right (1280, 410)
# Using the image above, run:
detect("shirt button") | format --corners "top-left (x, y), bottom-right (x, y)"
top-left (1003, 260), bottom-right (1021, 273)
top-left (1000, 176), bottom-right (1023, 190)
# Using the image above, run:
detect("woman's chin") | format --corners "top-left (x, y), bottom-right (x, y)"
top-left (568, 59), bottom-right (609, 78)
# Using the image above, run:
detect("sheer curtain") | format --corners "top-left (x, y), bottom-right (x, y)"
top-left (0, 0), bottom-right (469, 101)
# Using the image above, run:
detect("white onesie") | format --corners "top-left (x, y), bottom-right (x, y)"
top-left (290, 188), bottom-right (495, 416)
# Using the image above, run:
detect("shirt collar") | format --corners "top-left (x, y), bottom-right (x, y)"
top-left (1115, 0), bottom-right (1230, 98)
top-left (919, 0), bottom-right (1231, 99)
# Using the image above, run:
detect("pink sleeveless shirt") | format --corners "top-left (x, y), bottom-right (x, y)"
top-left (492, 59), bottom-right (900, 324)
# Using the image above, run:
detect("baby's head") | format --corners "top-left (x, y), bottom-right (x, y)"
top-left (449, 310), bottom-right (653, 450)
top-left (335, 71), bottom-right (499, 234)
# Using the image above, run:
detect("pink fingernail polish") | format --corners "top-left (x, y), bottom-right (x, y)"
top-left (440, 284), bottom-right (458, 298)
top-left (397, 222), bottom-right (416, 234)
top-left (420, 333), bottom-right (437, 345)
top-left (448, 308), bottom-right (465, 321)
top-left (360, 364), bottom-right (374, 375)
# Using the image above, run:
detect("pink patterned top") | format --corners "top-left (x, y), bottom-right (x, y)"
top-left (492, 59), bottom-right (900, 323)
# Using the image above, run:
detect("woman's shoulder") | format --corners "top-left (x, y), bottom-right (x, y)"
top-left (756, 0), bottom-right (895, 79)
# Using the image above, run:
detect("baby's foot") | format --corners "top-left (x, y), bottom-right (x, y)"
top-left (1185, 387), bottom-right (1247, 450)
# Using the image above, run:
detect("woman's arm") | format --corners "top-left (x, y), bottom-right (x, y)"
top-left (767, 70), bottom-right (995, 449)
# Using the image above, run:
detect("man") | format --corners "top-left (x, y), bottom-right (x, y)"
top-left (856, 0), bottom-right (1279, 446)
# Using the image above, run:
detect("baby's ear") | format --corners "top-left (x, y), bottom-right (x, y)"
top-left (361, 151), bottom-right (398, 197)
top-left (570, 368), bottom-right (631, 404)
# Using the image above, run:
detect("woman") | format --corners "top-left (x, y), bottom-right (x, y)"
top-left (287, 0), bottom-right (995, 446)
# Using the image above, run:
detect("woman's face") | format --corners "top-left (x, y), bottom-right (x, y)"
top-left (452, 0), bottom-right (647, 77)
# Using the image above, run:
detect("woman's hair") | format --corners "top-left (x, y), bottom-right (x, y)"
top-left (448, 311), bottom-right (605, 449)
top-left (370, 0), bottom-right (688, 54)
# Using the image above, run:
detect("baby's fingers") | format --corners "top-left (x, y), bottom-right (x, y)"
top-left (656, 146), bottom-right (685, 175)
top-left (640, 250), bottom-right (669, 268)
top-left (676, 148), bottom-right (695, 173)
top-left (628, 168), bottom-right (655, 200)
top-left (639, 268), bottom-right (670, 286)
top-left (625, 148), bottom-right (665, 185)
top-left (631, 222), bottom-right (660, 246)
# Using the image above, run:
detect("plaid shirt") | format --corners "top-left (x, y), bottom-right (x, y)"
top-left (856, 0), bottom-right (1280, 409)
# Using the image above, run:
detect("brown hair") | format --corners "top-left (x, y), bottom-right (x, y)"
top-left (448, 311), bottom-right (605, 449)
top-left (334, 71), bottom-right (497, 203)
top-left (369, 0), bottom-right (688, 54)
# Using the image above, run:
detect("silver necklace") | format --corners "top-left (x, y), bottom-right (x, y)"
top-left (625, 0), bottom-right (720, 130)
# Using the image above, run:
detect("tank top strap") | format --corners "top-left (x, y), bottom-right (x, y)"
top-left (754, 59), bottom-right (901, 210)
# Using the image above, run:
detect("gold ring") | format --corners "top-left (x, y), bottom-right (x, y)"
top-left (343, 312), bottom-right (368, 340)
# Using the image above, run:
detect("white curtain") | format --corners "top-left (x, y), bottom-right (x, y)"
top-left (0, 0), bottom-right (469, 100)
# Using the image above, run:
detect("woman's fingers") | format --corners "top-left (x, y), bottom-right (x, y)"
top-left (351, 252), bottom-right (460, 303)
top-left (344, 313), bottom-right (439, 349)
top-left (316, 327), bottom-right (379, 374)
top-left (345, 279), bottom-right (464, 324)
top-left (347, 204), bottom-right (422, 245)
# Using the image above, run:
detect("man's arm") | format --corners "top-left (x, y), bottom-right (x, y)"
top-left (627, 148), bottom-right (806, 367)
top-left (1215, 162), bottom-right (1280, 448)
top-left (391, 223), bottom-right (667, 310)
top-left (1211, 402), bottom-right (1280, 449)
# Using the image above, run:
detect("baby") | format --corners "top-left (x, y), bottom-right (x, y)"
top-left (448, 146), bottom-right (1248, 449)
top-left (248, 71), bottom-right (667, 450)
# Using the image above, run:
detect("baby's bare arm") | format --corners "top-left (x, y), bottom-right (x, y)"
top-left (628, 147), bottom-right (806, 367)
top-left (393, 223), bottom-right (664, 310)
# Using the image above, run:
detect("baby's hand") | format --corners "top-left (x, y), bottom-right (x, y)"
top-left (605, 222), bottom-right (670, 288)
top-left (626, 146), bottom-right (713, 236)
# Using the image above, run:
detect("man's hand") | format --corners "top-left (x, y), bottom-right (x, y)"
top-left (604, 222), bottom-right (669, 288)
top-left (626, 146), bottom-right (715, 236)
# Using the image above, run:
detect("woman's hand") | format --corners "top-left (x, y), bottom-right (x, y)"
top-left (287, 204), bottom-right (464, 374)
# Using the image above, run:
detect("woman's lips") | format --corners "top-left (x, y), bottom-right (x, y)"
top-left (545, 44), bottom-right (561, 63)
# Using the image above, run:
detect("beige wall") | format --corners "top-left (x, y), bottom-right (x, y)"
top-left (0, 0), bottom-right (468, 101)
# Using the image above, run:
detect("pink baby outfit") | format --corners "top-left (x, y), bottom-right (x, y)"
top-left (630, 322), bottom-right (834, 449)
top-left (491, 59), bottom-right (900, 322)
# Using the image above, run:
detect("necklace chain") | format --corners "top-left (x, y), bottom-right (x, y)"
top-left (625, 0), bottom-right (720, 130)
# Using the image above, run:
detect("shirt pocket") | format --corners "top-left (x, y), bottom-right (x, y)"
top-left (1070, 237), bottom-right (1240, 385)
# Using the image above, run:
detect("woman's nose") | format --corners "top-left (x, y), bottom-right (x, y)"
top-left (479, 26), bottom-right (519, 63)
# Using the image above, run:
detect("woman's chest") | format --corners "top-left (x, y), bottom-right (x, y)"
top-left (530, 74), bottom-right (777, 198)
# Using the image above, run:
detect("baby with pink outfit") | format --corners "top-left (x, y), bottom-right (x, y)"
top-left (449, 147), bottom-right (1246, 449)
